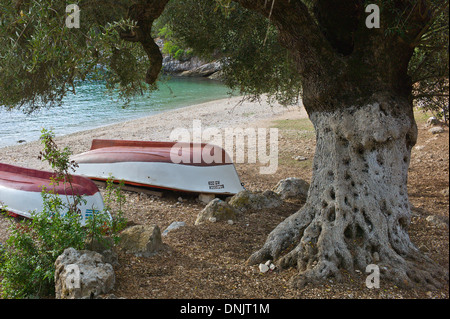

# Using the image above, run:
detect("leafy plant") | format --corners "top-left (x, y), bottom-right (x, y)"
top-left (85, 176), bottom-right (128, 248)
top-left (158, 26), bottom-right (194, 61)
top-left (155, 0), bottom-right (302, 106)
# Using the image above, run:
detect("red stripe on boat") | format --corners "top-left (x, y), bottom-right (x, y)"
top-left (72, 139), bottom-right (232, 166)
top-left (0, 163), bottom-right (99, 196)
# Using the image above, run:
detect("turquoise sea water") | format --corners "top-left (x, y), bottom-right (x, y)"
top-left (0, 78), bottom-right (232, 148)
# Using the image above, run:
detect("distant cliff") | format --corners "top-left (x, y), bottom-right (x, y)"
top-left (156, 38), bottom-right (222, 79)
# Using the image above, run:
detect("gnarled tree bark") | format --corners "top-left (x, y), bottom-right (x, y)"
top-left (247, 93), bottom-right (446, 289)
top-left (240, 0), bottom-right (448, 289)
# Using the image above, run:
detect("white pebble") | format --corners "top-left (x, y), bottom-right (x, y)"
top-left (209, 217), bottom-right (217, 223)
top-left (259, 263), bottom-right (269, 273)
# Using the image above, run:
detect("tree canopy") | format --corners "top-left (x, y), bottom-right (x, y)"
top-left (0, 0), bottom-right (149, 112)
top-left (409, 3), bottom-right (449, 122)
top-left (155, 0), bottom-right (302, 105)
top-left (0, 0), bottom-right (447, 118)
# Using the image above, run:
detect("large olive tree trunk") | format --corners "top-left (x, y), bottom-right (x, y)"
top-left (247, 93), bottom-right (446, 289)
top-left (235, 0), bottom-right (448, 289)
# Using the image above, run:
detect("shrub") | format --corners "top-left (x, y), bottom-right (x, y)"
top-left (0, 129), bottom-right (127, 298)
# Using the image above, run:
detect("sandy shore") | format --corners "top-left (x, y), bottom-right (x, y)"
top-left (0, 95), bottom-right (308, 171)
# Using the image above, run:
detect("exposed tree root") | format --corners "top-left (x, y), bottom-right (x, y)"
top-left (248, 101), bottom-right (449, 290)
top-left (248, 203), bottom-right (448, 290)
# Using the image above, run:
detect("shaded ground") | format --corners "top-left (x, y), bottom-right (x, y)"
top-left (0, 111), bottom-right (448, 299)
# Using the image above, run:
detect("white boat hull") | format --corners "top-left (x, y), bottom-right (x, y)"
top-left (0, 185), bottom-right (106, 226)
top-left (0, 163), bottom-right (107, 226)
top-left (74, 161), bottom-right (245, 195)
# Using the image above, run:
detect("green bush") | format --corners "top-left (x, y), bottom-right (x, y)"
top-left (0, 198), bottom-right (89, 298)
top-left (0, 129), bottom-right (127, 299)
top-left (158, 26), bottom-right (193, 62)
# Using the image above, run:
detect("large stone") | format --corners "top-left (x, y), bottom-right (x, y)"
top-left (198, 193), bottom-right (216, 204)
top-left (85, 236), bottom-right (119, 267)
top-left (118, 225), bottom-right (165, 257)
top-left (426, 215), bottom-right (449, 229)
top-left (195, 198), bottom-right (238, 225)
top-left (228, 190), bottom-right (283, 213)
top-left (55, 248), bottom-right (115, 299)
top-left (179, 61), bottom-right (222, 77)
top-left (259, 263), bottom-right (269, 273)
top-left (273, 177), bottom-right (310, 200)
top-left (429, 126), bottom-right (444, 134)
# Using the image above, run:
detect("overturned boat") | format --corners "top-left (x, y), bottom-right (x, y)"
top-left (0, 163), bottom-right (106, 225)
top-left (71, 139), bottom-right (245, 195)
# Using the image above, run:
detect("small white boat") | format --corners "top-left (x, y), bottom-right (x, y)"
top-left (0, 163), bottom-right (106, 225)
top-left (71, 139), bottom-right (245, 195)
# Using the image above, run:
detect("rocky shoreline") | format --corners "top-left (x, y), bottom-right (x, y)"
top-left (157, 38), bottom-right (223, 79)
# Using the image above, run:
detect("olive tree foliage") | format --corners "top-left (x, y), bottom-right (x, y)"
top-left (409, 4), bottom-right (449, 123)
top-left (0, 0), bottom-right (446, 115)
top-left (0, 0), bottom-right (150, 113)
top-left (0, 0), bottom-right (302, 112)
top-left (157, 0), bottom-right (449, 117)
top-left (154, 0), bottom-right (302, 106)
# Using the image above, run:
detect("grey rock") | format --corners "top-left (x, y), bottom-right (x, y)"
top-left (425, 215), bottom-right (448, 229)
top-left (228, 190), bottom-right (283, 213)
top-left (195, 198), bottom-right (238, 225)
top-left (118, 224), bottom-right (165, 257)
top-left (85, 236), bottom-right (119, 267)
top-left (198, 193), bottom-right (216, 204)
top-left (162, 221), bottom-right (186, 236)
top-left (429, 126), bottom-right (444, 134)
top-left (179, 61), bottom-right (222, 77)
top-left (161, 53), bottom-right (206, 74)
top-left (259, 263), bottom-right (269, 273)
top-left (208, 70), bottom-right (223, 80)
top-left (54, 248), bottom-right (115, 299)
top-left (273, 177), bottom-right (310, 200)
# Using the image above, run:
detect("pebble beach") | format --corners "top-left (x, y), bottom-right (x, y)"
top-left (0, 95), bottom-right (307, 171)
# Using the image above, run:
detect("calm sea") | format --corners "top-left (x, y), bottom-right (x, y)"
top-left (0, 77), bottom-right (232, 148)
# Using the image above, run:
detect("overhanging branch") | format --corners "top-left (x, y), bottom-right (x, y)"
top-left (119, 0), bottom-right (170, 85)
top-left (235, 0), bottom-right (337, 72)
